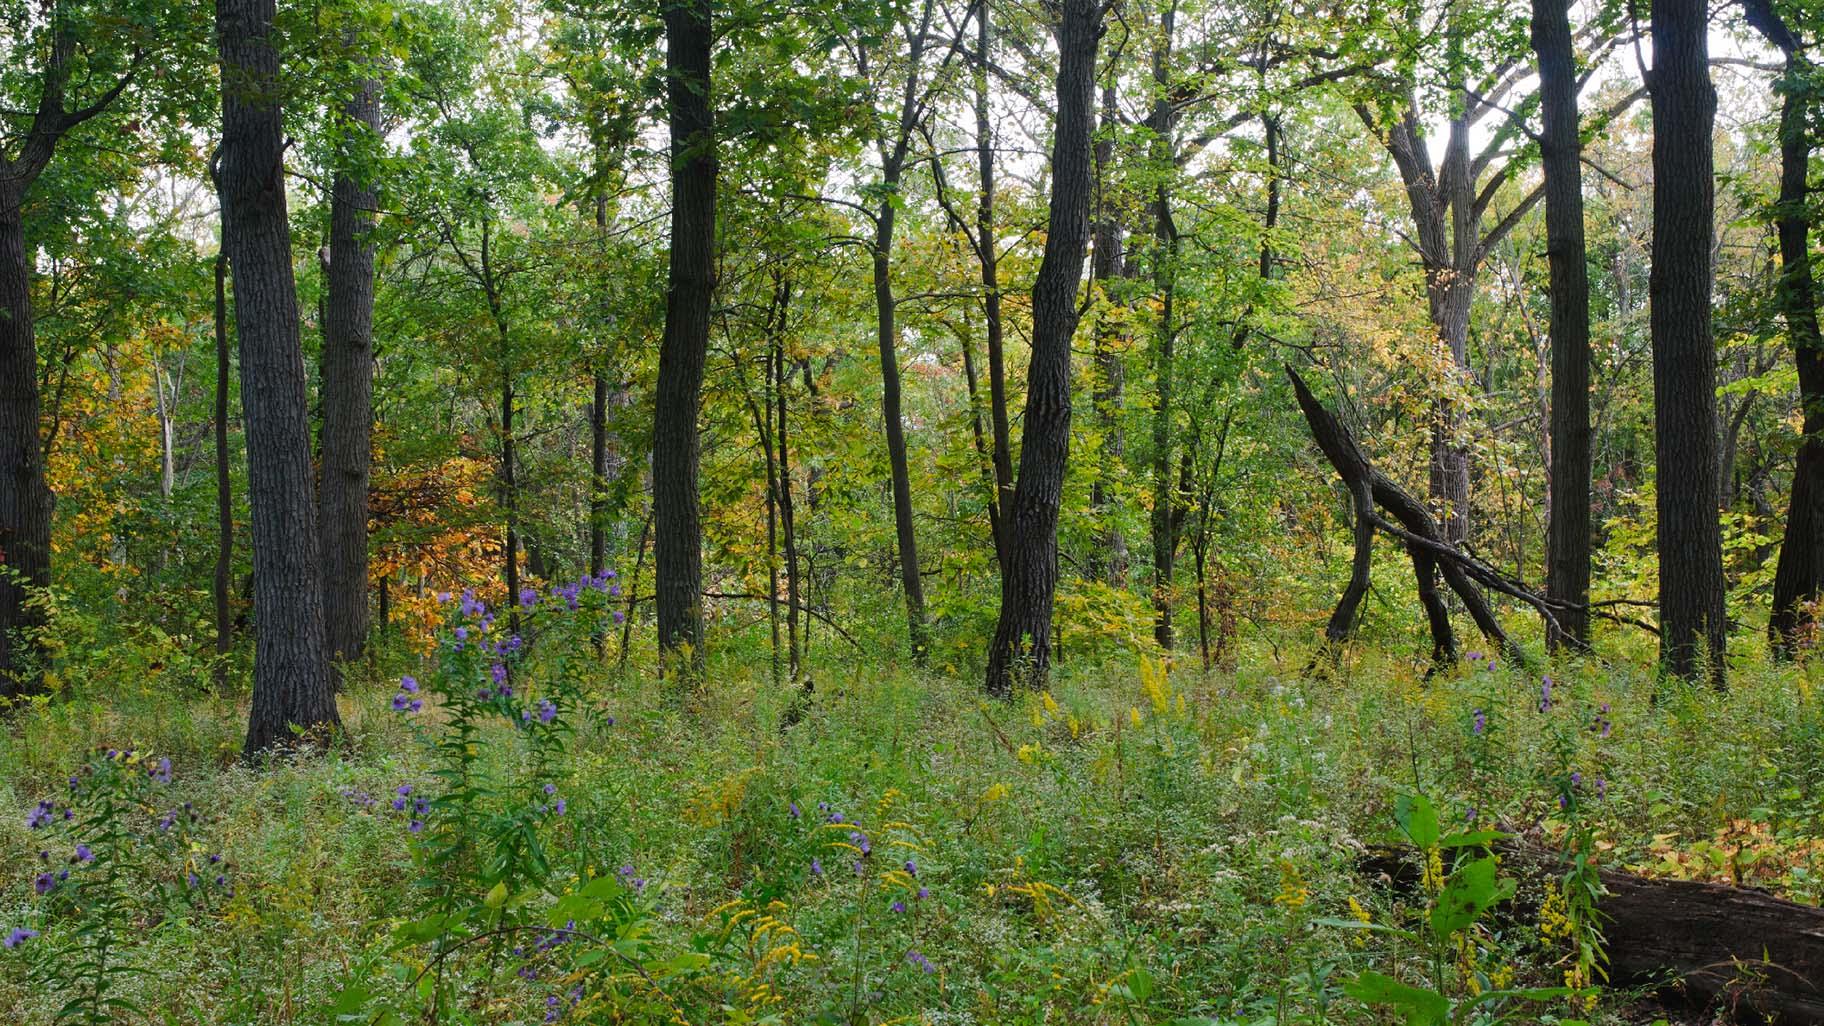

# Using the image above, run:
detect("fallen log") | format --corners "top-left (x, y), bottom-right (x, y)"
top-left (1358, 843), bottom-right (1824, 1023)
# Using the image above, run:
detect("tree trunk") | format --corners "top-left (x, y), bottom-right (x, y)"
top-left (1148, 8), bottom-right (1180, 651)
top-left (773, 293), bottom-right (801, 680)
top-left (1090, 81), bottom-right (1128, 585)
top-left (0, 190), bottom-right (52, 702)
top-left (984, 0), bottom-right (1100, 695)
top-left (216, 0), bottom-right (340, 754)
top-left (1746, 2), bottom-right (1824, 657)
top-left (975, 1), bottom-right (1014, 563)
top-left (1533, 0), bottom-right (1592, 650)
top-left (213, 252), bottom-right (233, 691)
top-left (871, 165), bottom-right (929, 662)
top-left (319, 71), bottom-right (381, 666)
top-left (1647, 0), bottom-right (1728, 683)
top-left (653, 0), bottom-right (715, 670)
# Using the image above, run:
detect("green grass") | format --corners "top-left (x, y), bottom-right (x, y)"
top-left (3, 634), bottom-right (1822, 1024)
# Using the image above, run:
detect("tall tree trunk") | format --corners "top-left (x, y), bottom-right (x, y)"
top-left (1533, 0), bottom-right (1592, 650)
top-left (1148, 6), bottom-right (1181, 651)
top-left (773, 289), bottom-right (802, 680)
top-left (1090, 80), bottom-right (1128, 584)
top-left (1647, 0), bottom-right (1728, 683)
top-left (213, 252), bottom-right (234, 691)
top-left (0, 19), bottom-right (132, 699)
top-left (871, 164), bottom-right (929, 661)
top-left (1746, 1), bottom-right (1824, 656)
top-left (216, 0), bottom-right (340, 754)
top-left (653, 0), bottom-right (715, 669)
top-left (984, 0), bottom-right (1101, 695)
top-left (0, 192), bottom-right (52, 701)
top-left (589, 195), bottom-right (611, 592)
top-left (319, 71), bottom-right (381, 666)
top-left (975, 0), bottom-right (1014, 562)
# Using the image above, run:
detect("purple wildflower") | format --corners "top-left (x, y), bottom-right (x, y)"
top-left (401, 676), bottom-right (419, 693)
top-left (537, 699), bottom-right (557, 724)
top-left (1539, 676), bottom-right (1553, 713)
top-left (904, 859), bottom-right (917, 876)
top-left (1471, 709), bottom-right (1486, 735)
top-left (491, 663), bottom-right (508, 685)
top-left (152, 758), bottom-right (172, 784)
top-left (73, 844), bottom-right (93, 863)
top-left (891, 901), bottom-right (907, 913)
top-left (905, 949), bottom-right (936, 974)
top-left (810, 857), bottom-right (823, 876)
top-left (33, 873), bottom-right (55, 896)
top-left (3, 927), bottom-right (37, 949)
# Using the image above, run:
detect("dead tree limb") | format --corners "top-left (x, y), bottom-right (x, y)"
top-left (1287, 365), bottom-right (1522, 668)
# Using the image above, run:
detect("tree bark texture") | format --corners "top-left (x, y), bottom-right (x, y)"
top-left (653, 0), bottom-right (715, 669)
top-left (1647, 0), bottom-right (1728, 683)
top-left (216, 0), bottom-right (340, 754)
top-left (985, 0), bottom-right (1100, 695)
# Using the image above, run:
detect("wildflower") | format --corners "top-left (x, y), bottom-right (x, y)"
top-left (1597, 777), bottom-right (1608, 798)
top-left (391, 796), bottom-right (407, 811)
top-left (554, 798), bottom-right (566, 816)
top-left (849, 830), bottom-right (871, 855)
top-left (33, 873), bottom-right (55, 896)
top-left (73, 844), bottom-right (93, 864)
top-left (3, 927), bottom-right (38, 949)
top-left (26, 801), bottom-right (53, 830)
top-left (1538, 676), bottom-right (1553, 713)
top-left (891, 901), bottom-right (907, 913)
top-left (544, 783), bottom-right (557, 796)
top-left (409, 820), bottom-right (424, 834)
top-left (401, 676), bottom-right (419, 693)
top-left (1570, 771), bottom-right (1582, 787)
top-left (904, 859), bottom-right (917, 876)
top-left (437, 592), bottom-right (451, 604)
top-left (810, 857), bottom-right (823, 876)
top-left (392, 693), bottom-right (412, 712)
top-left (491, 663), bottom-right (508, 685)
top-left (1471, 709), bottom-right (1486, 735)
top-left (612, 611), bottom-right (625, 624)
top-left (520, 588), bottom-right (538, 608)
top-left (789, 801), bottom-right (801, 819)
top-left (917, 886), bottom-right (929, 900)
top-left (537, 699), bottom-right (558, 724)
top-left (478, 687), bottom-right (493, 700)
top-left (158, 811), bottom-right (176, 833)
top-left (409, 699), bottom-right (423, 713)
top-left (1466, 650), bottom-right (1484, 661)
top-left (828, 811), bottom-right (844, 824)
top-left (152, 758), bottom-right (172, 784)
top-left (455, 627), bottom-right (469, 642)
top-left (905, 949), bottom-right (936, 974)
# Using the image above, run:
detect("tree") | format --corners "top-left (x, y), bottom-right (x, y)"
top-left (654, 0), bottom-right (716, 669)
top-left (0, 3), bottom-right (140, 700)
top-left (1744, 0), bottom-right (1824, 656)
top-left (1647, 0), bottom-right (1727, 682)
top-left (985, 0), bottom-right (1102, 695)
top-left (216, 0), bottom-right (342, 751)
top-left (1533, 0), bottom-right (1592, 649)
top-left (319, 53), bottom-right (383, 665)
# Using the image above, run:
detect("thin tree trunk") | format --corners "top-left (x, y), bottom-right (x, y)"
top-left (319, 69), bottom-right (381, 665)
top-left (216, 0), bottom-right (339, 754)
top-left (1534, 0), bottom-right (1593, 650)
top-left (984, 0), bottom-right (1101, 695)
top-left (871, 172), bottom-right (929, 661)
top-left (774, 289), bottom-right (801, 680)
top-left (1648, 0), bottom-right (1728, 683)
top-left (590, 196), bottom-right (610, 592)
top-left (1148, 4), bottom-right (1180, 650)
top-left (213, 252), bottom-right (234, 691)
top-left (1090, 80), bottom-right (1128, 584)
top-left (975, 1), bottom-right (1014, 562)
top-left (654, 0), bottom-right (715, 670)
top-left (1745, 0), bottom-right (1824, 656)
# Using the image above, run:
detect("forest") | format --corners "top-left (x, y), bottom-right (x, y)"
top-left (5, 0), bottom-right (1824, 1021)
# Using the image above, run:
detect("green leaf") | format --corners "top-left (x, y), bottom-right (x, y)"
top-left (1343, 971), bottom-right (1449, 1025)
top-left (1429, 856), bottom-right (1515, 938)
top-left (1395, 794), bottom-right (1440, 849)
top-left (483, 881), bottom-right (509, 908)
